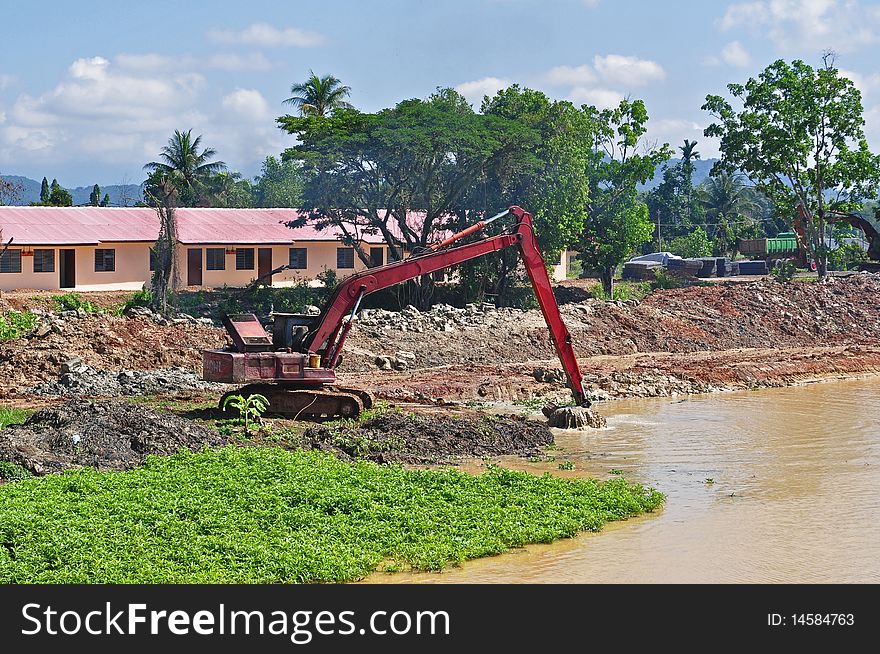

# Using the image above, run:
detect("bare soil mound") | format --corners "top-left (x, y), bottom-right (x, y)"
top-left (0, 399), bottom-right (230, 475)
top-left (302, 411), bottom-right (553, 464)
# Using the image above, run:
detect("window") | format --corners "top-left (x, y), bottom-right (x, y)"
top-left (336, 247), bottom-right (354, 269)
top-left (206, 248), bottom-right (226, 271)
top-left (289, 247), bottom-right (307, 269)
top-left (236, 248), bottom-right (254, 270)
top-left (149, 248), bottom-right (156, 272)
top-left (95, 248), bottom-right (115, 272)
top-left (369, 247), bottom-right (384, 268)
top-left (33, 249), bottom-right (55, 273)
top-left (0, 249), bottom-right (21, 273)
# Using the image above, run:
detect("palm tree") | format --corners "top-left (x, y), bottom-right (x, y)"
top-left (699, 172), bottom-right (759, 221)
top-left (144, 129), bottom-right (226, 205)
top-left (680, 139), bottom-right (700, 164)
top-left (283, 71), bottom-right (353, 117)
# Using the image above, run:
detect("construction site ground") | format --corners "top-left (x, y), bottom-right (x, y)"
top-left (2, 273), bottom-right (880, 403)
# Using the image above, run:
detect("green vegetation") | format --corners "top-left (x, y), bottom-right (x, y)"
top-left (0, 447), bottom-right (663, 582)
top-left (0, 407), bottom-right (31, 429)
top-left (221, 393), bottom-right (269, 436)
top-left (668, 226), bottom-right (712, 259)
top-left (650, 270), bottom-right (685, 290)
top-left (0, 461), bottom-right (32, 482)
top-left (589, 281), bottom-right (652, 302)
top-left (121, 289), bottom-right (153, 313)
top-left (53, 292), bottom-right (98, 313)
top-left (0, 310), bottom-right (37, 340)
top-left (769, 259), bottom-right (797, 283)
top-left (704, 54), bottom-right (880, 279)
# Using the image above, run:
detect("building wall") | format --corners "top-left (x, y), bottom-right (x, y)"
top-left (0, 242), bottom-right (151, 292)
top-left (1, 241), bottom-right (568, 292)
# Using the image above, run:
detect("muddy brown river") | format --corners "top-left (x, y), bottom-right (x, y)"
top-left (367, 377), bottom-right (880, 583)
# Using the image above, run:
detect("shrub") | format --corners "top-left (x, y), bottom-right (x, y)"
top-left (122, 289), bottom-right (153, 313)
top-left (668, 227), bottom-right (713, 259)
top-left (0, 311), bottom-right (38, 341)
top-left (0, 461), bottom-right (32, 482)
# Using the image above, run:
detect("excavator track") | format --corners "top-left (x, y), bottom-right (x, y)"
top-left (220, 384), bottom-right (374, 421)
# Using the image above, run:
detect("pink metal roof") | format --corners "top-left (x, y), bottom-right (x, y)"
top-left (0, 207), bottom-right (393, 246)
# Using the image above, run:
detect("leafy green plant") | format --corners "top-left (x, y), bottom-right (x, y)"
top-left (0, 461), bottom-right (32, 482)
top-left (705, 478), bottom-right (715, 485)
top-left (589, 281), bottom-right (652, 302)
top-left (0, 311), bottom-right (38, 341)
top-left (221, 393), bottom-right (269, 436)
top-left (558, 461), bottom-right (575, 471)
top-left (53, 292), bottom-right (98, 313)
top-left (122, 289), bottom-right (153, 313)
top-left (668, 227), bottom-right (713, 259)
top-left (769, 259), bottom-right (797, 282)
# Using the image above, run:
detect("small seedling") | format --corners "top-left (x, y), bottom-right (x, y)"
top-left (705, 478), bottom-right (715, 485)
top-left (558, 461), bottom-right (575, 471)
top-left (221, 393), bottom-right (269, 436)
top-left (609, 468), bottom-right (623, 475)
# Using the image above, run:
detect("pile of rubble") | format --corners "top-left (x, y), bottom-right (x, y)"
top-left (358, 303), bottom-right (523, 335)
top-left (123, 305), bottom-right (215, 327)
top-left (0, 399), bottom-right (228, 474)
top-left (27, 358), bottom-right (220, 397)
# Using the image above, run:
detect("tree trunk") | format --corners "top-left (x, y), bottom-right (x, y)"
top-left (816, 213), bottom-right (828, 280)
top-left (600, 266), bottom-right (614, 299)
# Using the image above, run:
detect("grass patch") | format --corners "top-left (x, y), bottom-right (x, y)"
top-left (0, 311), bottom-right (37, 341)
top-left (0, 407), bottom-right (31, 429)
top-left (0, 447), bottom-right (663, 583)
top-left (589, 281), bottom-right (652, 302)
top-left (0, 461), bottom-right (32, 482)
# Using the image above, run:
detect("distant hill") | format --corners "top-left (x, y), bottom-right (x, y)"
top-left (0, 175), bottom-right (143, 206)
top-left (639, 158), bottom-right (718, 191)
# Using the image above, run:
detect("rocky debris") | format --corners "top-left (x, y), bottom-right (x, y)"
top-left (0, 313), bottom-right (225, 395)
top-left (543, 405), bottom-right (607, 430)
top-left (533, 367), bottom-right (566, 383)
top-left (28, 362), bottom-right (221, 397)
top-left (123, 305), bottom-right (215, 328)
top-left (301, 411), bottom-right (554, 464)
top-left (0, 399), bottom-right (229, 475)
top-left (359, 303), bottom-right (522, 336)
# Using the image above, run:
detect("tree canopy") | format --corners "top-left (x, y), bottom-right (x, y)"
top-left (143, 129), bottom-right (227, 206)
top-left (284, 71), bottom-right (353, 118)
top-left (703, 55), bottom-right (880, 278)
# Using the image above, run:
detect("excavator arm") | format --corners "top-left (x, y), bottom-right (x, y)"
top-left (303, 206), bottom-right (590, 406)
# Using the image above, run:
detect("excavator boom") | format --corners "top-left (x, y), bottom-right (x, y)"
top-left (204, 206), bottom-right (589, 417)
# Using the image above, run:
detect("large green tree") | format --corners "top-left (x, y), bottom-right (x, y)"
top-left (446, 86), bottom-right (594, 305)
top-left (284, 71), bottom-right (353, 117)
top-left (579, 99), bottom-right (671, 297)
top-left (89, 184), bottom-right (101, 206)
top-left (253, 156), bottom-right (304, 207)
top-left (703, 55), bottom-right (880, 278)
top-left (143, 129), bottom-right (226, 206)
top-left (39, 177), bottom-right (50, 204)
top-left (47, 179), bottom-right (73, 207)
top-left (278, 88), bottom-right (539, 307)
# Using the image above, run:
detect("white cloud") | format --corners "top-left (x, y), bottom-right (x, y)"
top-left (205, 53), bottom-right (274, 72)
top-left (455, 77), bottom-right (511, 106)
top-left (568, 87), bottom-right (623, 110)
top-left (208, 23), bottom-right (325, 48)
top-left (720, 0), bottom-right (879, 52)
top-left (545, 64), bottom-right (595, 86)
top-left (593, 54), bottom-right (665, 86)
top-left (0, 74), bottom-right (14, 91)
top-left (721, 41), bottom-right (751, 67)
top-left (0, 56), bottom-right (290, 178)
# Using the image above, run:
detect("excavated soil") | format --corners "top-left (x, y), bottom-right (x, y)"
top-left (300, 411), bottom-right (554, 464)
top-left (0, 399), bottom-right (230, 475)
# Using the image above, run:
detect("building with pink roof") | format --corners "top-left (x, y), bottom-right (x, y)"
top-left (0, 206), bottom-right (568, 292)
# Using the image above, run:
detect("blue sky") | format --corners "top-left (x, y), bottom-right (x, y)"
top-left (2, 0), bottom-right (880, 187)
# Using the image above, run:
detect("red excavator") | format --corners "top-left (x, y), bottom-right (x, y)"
top-left (203, 206), bottom-right (589, 419)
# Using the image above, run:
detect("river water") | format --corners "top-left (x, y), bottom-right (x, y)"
top-left (369, 377), bottom-right (880, 583)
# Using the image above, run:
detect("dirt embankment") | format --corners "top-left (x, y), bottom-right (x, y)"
top-left (2, 275), bottom-right (879, 403)
top-left (0, 314), bottom-right (225, 396)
